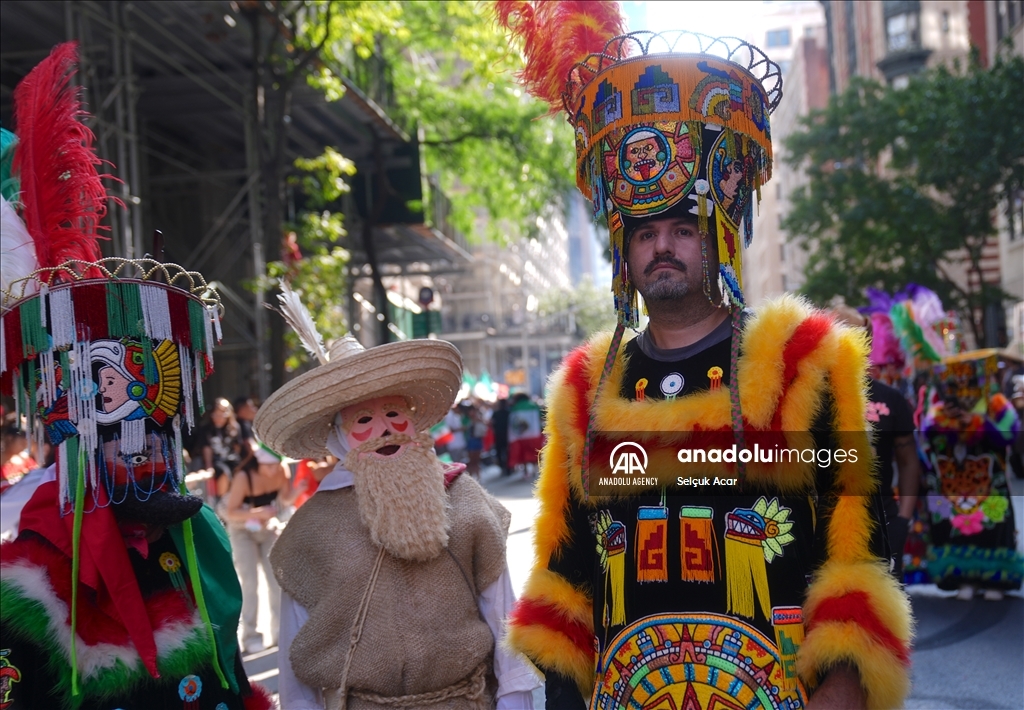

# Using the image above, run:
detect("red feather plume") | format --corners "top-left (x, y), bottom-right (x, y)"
top-left (494, 0), bottom-right (626, 114)
top-left (12, 42), bottom-right (107, 275)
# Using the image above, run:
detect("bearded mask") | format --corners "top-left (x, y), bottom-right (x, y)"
top-left (337, 397), bottom-right (450, 562)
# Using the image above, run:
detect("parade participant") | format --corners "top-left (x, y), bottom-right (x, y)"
top-left (0, 43), bottom-right (270, 709)
top-left (834, 305), bottom-right (921, 578)
top-left (921, 352), bottom-right (1023, 600)
top-left (496, 3), bottom-right (912, 708)
top-left (254, 285), bottom-right (540, 709)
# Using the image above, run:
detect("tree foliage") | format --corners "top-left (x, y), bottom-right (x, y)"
top-left (783, 55), bottom-right (1024, 345)
top-left (248, 1), bottom-right (577, 364)
top-left (319, 0), bottom-right (575, 243)
top-left (538, 275), bottom-right (617, 341)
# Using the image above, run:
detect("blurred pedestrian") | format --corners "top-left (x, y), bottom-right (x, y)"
top-left (234, 395), bottom-right (258, 443)
top-left (833, 305), bottom-right (921, 578)
top-left (1008, 374), bottom-right (1024, 479)
top-left (464, 401), bottom-right (486, 479)
top-left (444, 403), bottom-right (467, 463)
top-left (507, 393), bottom-right (543, 479)
top-left (221, 443), bottom-right (294, 653)
top-left (194, 397), bottom-right (243, 503)
top-left (492, 397), bottom-right (511, 475)
top-left (290, 455), bottom-right (335, 509)
top-left (1, 416), bottom-right (35, 493)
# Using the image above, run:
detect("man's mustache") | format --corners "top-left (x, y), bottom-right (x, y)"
top-left (644, 255), bottom-right (687, 275)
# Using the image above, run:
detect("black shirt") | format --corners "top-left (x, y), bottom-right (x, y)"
top-left (867, 379), bottom-right (915, 495)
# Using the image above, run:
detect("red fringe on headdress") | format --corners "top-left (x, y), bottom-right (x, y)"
top-left (494, 0), bottom-right (626, 114)
top-left (12, 42), bottom-right (106, 274)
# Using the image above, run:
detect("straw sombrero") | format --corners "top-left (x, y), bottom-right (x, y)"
top-left (254, 335), bottom-right (463, 459)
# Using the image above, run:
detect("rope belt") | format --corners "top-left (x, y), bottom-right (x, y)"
top-left (348, 661), bottom-right (489, 708)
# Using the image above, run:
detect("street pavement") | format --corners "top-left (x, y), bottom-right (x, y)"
top-left (243, 465), bottom-right (1024, 709)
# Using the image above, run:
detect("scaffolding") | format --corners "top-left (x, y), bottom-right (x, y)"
top-left (1, 0), bottom-right (470, 401)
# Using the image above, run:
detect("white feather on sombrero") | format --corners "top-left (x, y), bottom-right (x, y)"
top-left (253, 282), bottom-right (463, 459)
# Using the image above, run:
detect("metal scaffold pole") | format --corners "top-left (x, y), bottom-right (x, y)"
top-left (244, 105), bottom-right (270, 403)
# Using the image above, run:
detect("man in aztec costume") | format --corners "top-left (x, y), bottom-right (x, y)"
top-left (254, 291), bottom-right (540, 709)
top-left (0, 44), bottom-right (271, 710)
top-left (495, 3), bottom-right (913, 709)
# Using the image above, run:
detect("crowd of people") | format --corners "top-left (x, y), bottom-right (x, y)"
top-left (434, 394), bottom-right (547, 479)
top-left (2, 13), bottom-right (1024, 710)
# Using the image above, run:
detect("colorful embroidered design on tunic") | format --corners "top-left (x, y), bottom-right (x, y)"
top-left (635, 377), bottom-right (649, 401)
top-left (707, 366), bottom-right (723, 391)
top-left (592, 612), bottom-right (807, 710)
top-left (636, 506), bottom-right (670, 583)
top-left (0, 650), bottom-right (21, 710)
top-left (179, 674), bottom-right (202, 708)
top-left (679, 506), bottom-right (718, 583)
top-left (724, 497), bottom-right (795, 619)
top-left (660, 372), bottom-right (684, 399)
top-left (593, 510), bottom-right (628, 626)
top-left (771, 606), bottom-right (804, 693)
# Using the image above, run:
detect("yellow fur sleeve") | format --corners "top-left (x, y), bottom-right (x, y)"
top-left (796, 325), bottom-right (913, 709)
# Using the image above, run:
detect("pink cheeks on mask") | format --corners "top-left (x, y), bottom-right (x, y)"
top-left (338, 396), bottom-right (413, 451)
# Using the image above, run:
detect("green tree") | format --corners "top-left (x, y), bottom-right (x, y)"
top-left (262, 147), bottom-right (356, 371)
top-left (245, 1), bottom-right (575, 359)
top-left (333, 1), bottom-right (575, 243)
top-left (538, 275), bottom-right (617, 341)
top-left (783, 55), bottom-right (1024, 346)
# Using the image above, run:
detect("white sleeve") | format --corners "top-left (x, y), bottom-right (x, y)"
top-left (278, 592), bottom-right (324, 710)
top-left (1, 465), bottom-right (55, 542)
top-left (478, 565), bottom-right (542, 705)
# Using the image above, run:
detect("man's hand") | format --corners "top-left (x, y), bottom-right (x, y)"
top-left (805, 663), bottom-right (865, 710)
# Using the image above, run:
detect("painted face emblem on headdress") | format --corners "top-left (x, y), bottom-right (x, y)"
top-left (90, 340), bottom-right (182, 427)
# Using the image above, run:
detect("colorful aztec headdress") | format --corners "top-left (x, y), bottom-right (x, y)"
top-left (1, 43), bottom-right (222, 515)
top-left (496, 1), bottom-right (783, 325)
top-left (0, 43), bottom-right (226, 691)
top-left (862, 285), bottom-right (961, 368)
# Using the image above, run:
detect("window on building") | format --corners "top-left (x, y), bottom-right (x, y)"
top-left (941, 10), bottom-right (949, 33)
top-left (782, 273), bottom-right (789, 291)
top-left (779, 244), bottom-right (786, 262)
top-left (766, 28), bottom-right (791, 47)
top-left (776, 183), bottom-right (783, 200)
top-left (887, 12), bottom-right (919, 51)
top-left (997, 1), bottom-right (1024, 40)
top-left (804, 25), bottom-right (816, 38)
top-left (1010, 189), bottom-right (1024, 242)
top-left (845, 0), bottom-right (858, 74)
top-left (778, 60), bottom-right (792, 76)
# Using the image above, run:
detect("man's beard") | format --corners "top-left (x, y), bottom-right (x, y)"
top-left (639, 256), bottom-right (693, 302)
top-left (345, 431), bottom-right (450, 561)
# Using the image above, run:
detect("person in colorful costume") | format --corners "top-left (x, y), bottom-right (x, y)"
top-left (0, 43), bottom-right (270, 710)
top-left (833, 304), bottom-right (921, 579)
top-left (253, 286), bottom-right (540, 709)
top-left (920, 352), bottom-right (1023, 600)
top-left (495, 3), bottom-right (912, 708)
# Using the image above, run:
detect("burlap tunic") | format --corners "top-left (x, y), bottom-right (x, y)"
top-left (271, 473), bottom-right (511, 707)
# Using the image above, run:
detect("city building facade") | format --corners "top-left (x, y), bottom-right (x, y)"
top-left (743, 2), bottom-right (828, 305)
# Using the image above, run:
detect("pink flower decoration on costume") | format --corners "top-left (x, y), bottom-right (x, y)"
top-left (951, 509), bottom-right (984, 536)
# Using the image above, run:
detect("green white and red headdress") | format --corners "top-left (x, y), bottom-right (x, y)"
top-left (0, 43), bottom-right (227, 693)
top-left (1, 44), bottom-right (222, 514)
